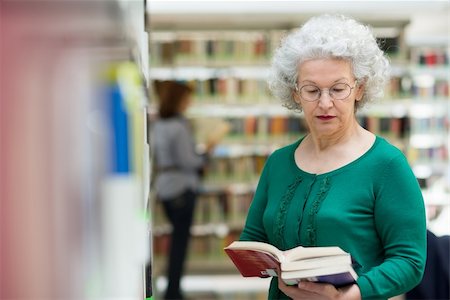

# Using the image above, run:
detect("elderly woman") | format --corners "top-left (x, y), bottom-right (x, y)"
top-left (239, 15), bottom-right (426, 300)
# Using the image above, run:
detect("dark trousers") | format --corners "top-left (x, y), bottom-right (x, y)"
top-left (161, 189), bottom-right (196, 300)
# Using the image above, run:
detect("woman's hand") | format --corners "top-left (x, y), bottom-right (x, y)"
top-left (278, 276), bottom-right (361, 300)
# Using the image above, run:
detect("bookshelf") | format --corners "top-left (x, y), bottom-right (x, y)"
top-left (148, 7), bottom-right (450, 285)
top-left (1, 1), bottom-right (151, 299)
top-left (405, 45), bottom-right (449, 182)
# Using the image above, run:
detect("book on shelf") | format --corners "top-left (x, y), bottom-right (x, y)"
top-left (224, 241), bottom-right (358, 287)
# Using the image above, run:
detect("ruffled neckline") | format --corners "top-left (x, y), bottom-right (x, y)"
top-left (290, 135), bottom-right (380, 178)
top-left (273, 135), bottom-right (380, 248)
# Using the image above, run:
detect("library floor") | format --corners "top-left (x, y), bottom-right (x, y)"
top-left (155, 275), bottom-right (407, 300)
top-left (155, 275), bottom-right (271, 299)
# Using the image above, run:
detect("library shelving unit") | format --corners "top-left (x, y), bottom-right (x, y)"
top-left (404, 41), bottom-right (450, 237)
top-left (147, 4), bottom-right (449, 296)
top-left (1, 1), bottom-right (152, 299)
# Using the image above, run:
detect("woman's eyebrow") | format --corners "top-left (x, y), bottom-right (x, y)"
top-left (299, 78), bottom-right (350, 84)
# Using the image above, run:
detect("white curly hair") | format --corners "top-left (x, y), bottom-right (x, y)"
top-left (268, 14), bottom-right (390, 111)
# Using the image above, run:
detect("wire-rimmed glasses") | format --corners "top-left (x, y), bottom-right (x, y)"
top-left (295, 80), bottom-right (358, 102)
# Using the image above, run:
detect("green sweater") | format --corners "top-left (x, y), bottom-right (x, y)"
top-left (240, 136), bottom-right (426, 300)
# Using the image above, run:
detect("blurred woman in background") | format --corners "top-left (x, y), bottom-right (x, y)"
top-left (152, 81), bottom-right (213, 300)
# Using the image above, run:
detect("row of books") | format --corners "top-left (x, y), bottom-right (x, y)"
top-left (410, 48), bottom-right (449, 66)
top-left (410, 116), bottom-right (448, 133)
top-left (204, 155), bottom-right (266, 184)
top-left (189, 234), bottom-right (228, 260)
top-left (150, 38), bottom-right (271, 66)
top-left (411, 78), bottom-right (449, 99)
top-left (150, 31), bottom-right (427, 69)
top-left (189, 78), bottom-right (271, 103)
top-left (195, 190), bottom-right (255, 225)
top-left (152, 189), bottom-right (255, 231)
top-left (387, 76), bottom-right (449, 99)
top-left (359, 116), bottom-right (410, 137)
top-left (223, 116), bottom-right (307, 136)
top-left (193, 192), bottom-right (229, 225)
top-left (153, 229), bottom-right (238, 261)
top-left (408, 146), bottom-right (448, 164)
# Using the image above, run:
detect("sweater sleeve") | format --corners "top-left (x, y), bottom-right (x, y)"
top-left (357, 154), bottom-right (427, 299)
top-left (239, 155), bottom-right (271, 243)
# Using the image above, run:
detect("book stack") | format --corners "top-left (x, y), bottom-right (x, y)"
top-left (224, 241), bottom-right (358, 287)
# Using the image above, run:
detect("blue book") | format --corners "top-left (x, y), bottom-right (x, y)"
top-left (108, 83), bottom-right (130, 174)
top-left (281, 264), bottom-right (358, 287)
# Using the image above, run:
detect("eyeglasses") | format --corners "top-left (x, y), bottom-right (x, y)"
top-left (295, 80), bottom-right (358, 102)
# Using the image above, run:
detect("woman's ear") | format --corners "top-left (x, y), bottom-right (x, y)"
top-left (293, 93), bottom-right (301, 104)
top-left (293, 85), bottom-right (301, 104)
top-left (355, 80), bottom-right (365, 102)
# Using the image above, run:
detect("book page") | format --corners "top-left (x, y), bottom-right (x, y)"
top-left (281, 254), bottom-right (351, 271)
top-left (284, 245), bottom-right (347, 261)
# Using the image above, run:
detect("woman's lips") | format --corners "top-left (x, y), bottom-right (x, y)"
top-left (317, 115), bottom-right (335, 120)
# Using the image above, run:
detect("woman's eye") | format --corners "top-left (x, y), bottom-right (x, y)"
top-left (304, 87), bottom-right (319, 93)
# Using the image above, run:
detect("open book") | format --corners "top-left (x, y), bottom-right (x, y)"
top-left (191, 117), bottom-right (230, 147)
top-left (224, 241), bottom-right (358, 287)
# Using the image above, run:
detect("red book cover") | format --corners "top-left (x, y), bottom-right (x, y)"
top-left (224, 248), bottom-right (280, 278)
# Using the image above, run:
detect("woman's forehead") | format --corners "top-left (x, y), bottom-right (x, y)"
top-left (297, 58), bottom-right (353, 82)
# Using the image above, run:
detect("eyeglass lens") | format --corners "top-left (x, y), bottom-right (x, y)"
top-left (300, 83), bottom-right (352, 101)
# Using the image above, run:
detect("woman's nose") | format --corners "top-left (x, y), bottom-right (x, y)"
top-left (317, 90), bottom-right (334, 108)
